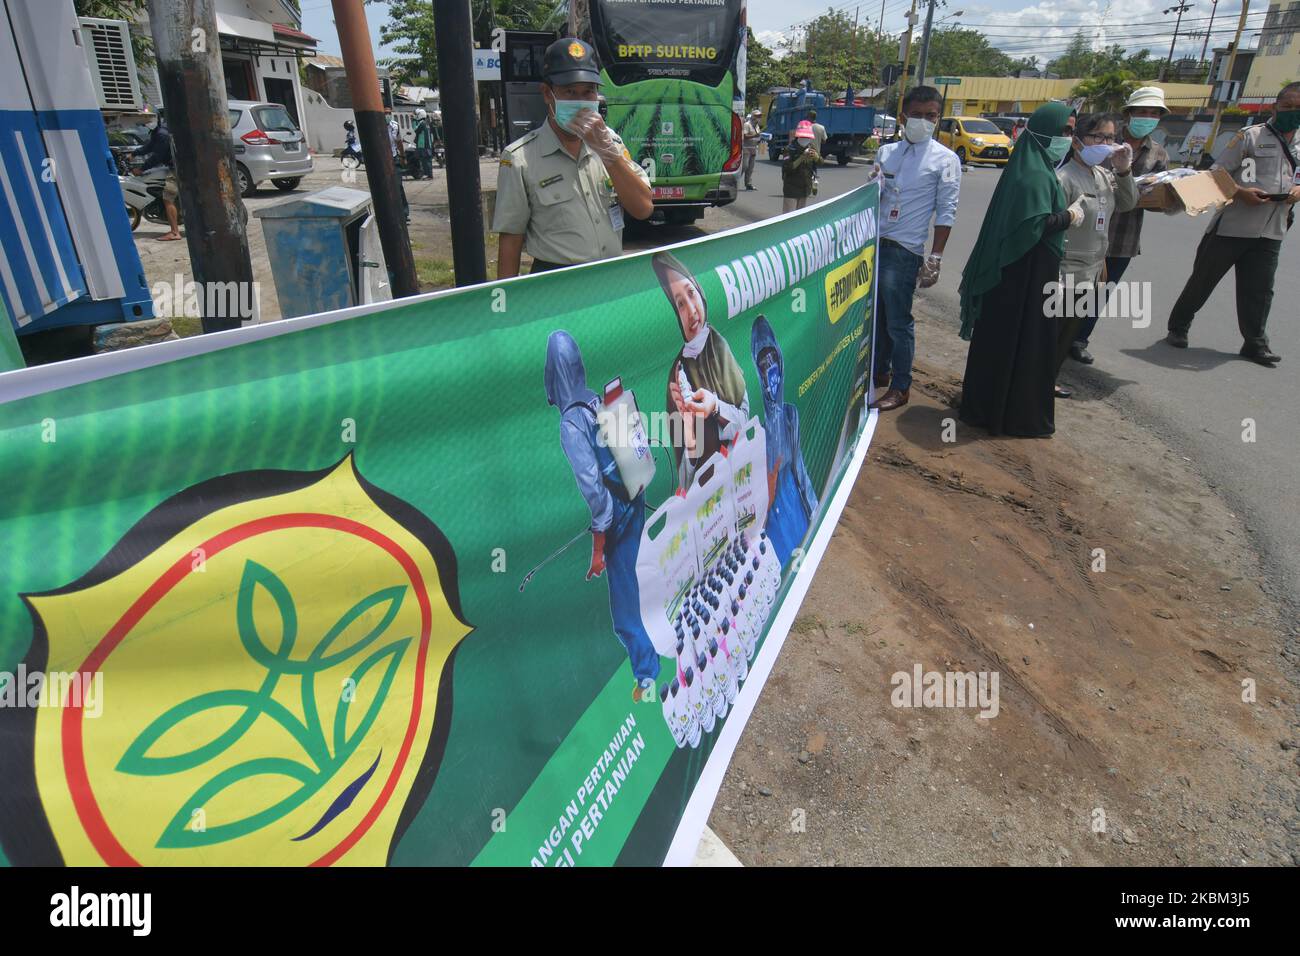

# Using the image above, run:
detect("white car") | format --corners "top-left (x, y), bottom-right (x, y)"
top-left (228, 99), bottom-right (314, 197)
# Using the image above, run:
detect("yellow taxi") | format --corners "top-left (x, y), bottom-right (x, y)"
top-left (936, 116), bottom-right (1014, 166)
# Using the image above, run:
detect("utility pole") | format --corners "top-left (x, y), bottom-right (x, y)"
top-left (895, 0), bottom-right (918, 121)
top-left (434, 0), bottom-right (488, 285)
top-left (1199, 0), bottom-right (1219, 65)
top-left (873, 0), bottom-right (887, 84)
top-left (849, 6), bottom-right (861, 102)
top-left (569, 0), bottom-right (589, 36)
top-left (1205, 0), bottom-right (1250, 158)
top-left (331, 0), bottom-right (419, 297)
top-left (146, 0), bottom-right (256, 332)
top-left (1160, 2), bottom-right (1195, 81)
top-left (916, 0), bottom-right (937, 87)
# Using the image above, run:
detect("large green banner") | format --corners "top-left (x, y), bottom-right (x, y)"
top-left (0, 183), bottom-right (878, 866)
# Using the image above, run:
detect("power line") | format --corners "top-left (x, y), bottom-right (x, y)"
top-left (953, 9), bottom-right (1265, 30)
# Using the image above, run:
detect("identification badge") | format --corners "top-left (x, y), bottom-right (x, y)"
top-left (1293, 168), bottom-right (1300, 186)
top-left (888, 205), bottom-right (901, 222)
top-left (609, 203), bottom-right (625, 231)
top-left (1095, 214), bottom-right (1106, 232)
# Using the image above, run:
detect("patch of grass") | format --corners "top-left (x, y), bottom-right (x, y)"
top-left (414, 254), bottom-right (456, 290)
top-left (170, 315), bottom-right (203, 338)
top-left (412, 231), bottom-right (496, 290)
top-left (790, 614), bottom-right (825, 635)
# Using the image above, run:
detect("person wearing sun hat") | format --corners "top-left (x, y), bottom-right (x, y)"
top-left (1068, 86), bottom-right (1172, 366)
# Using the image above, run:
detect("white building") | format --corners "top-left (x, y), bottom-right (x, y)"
top-left (134, 1), bottom-right (318, 136)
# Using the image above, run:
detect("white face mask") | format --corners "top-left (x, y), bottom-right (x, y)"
top-left (904, 117), bottom-right (935, 143)
top-left (681, 324), bottom-right (710, 359)
top-left (1080, 142), bottom-right (1116, 166)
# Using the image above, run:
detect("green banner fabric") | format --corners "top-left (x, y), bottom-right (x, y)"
top-left (0, 183), bottom-right (879, 867)
top-left (0, 298), bottom-right (21, 373)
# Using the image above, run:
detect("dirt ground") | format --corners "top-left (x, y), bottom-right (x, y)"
top-left (709, 304), bottom-right (1300, 867)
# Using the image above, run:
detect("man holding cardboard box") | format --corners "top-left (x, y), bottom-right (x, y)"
top-left (1164, 83), bottom-right (1300, 367)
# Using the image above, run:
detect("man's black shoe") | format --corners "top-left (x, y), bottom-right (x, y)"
top-left (1164, 331), bottom-right (1188, 348)
top-left (1069, 343), bottom-right (1094, 364)
top-left (1240, 347), bottom-right (1281, 366)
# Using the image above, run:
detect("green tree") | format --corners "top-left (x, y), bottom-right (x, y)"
top-left (924, 26), bottom-right (1016, 78)
top-left (745, 28), bottom-right (784, 106)
top-left (1122, 49), bottom-right (1163, 80)
top-left (1071, 70), bottom-right (1139, 111)
top-left (779, 9), bottom-right (875, 94)
top-left (75, 0), bottom-right (153, 67)
top-left (370, 0), bottom-right (560, 87)
top-left (1048, 31), bottom-right (1099, 78)
top-left (368, 0), bottom-right (437, 87)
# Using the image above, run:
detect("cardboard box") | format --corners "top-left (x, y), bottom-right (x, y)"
top-left (1137, 167), bottom-right (1236, 215)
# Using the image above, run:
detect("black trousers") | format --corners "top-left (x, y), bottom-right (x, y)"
top-left (1167, 230), bottom-right (1281, 351)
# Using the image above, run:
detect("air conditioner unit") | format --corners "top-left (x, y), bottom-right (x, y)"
top-left (78, 17), bottom-right (142, 112)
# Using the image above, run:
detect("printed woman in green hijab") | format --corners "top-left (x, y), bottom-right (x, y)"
top-left (958, 102), bottom-right (1082, 437)
top-left (654, 252), bottom-right (750, 488)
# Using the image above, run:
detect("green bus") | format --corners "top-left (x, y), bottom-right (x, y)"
top-left (585, 0), bottom-right (746, 224)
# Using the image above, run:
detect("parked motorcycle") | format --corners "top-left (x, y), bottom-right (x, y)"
top-left (119, 162), bottom-right (180, 231)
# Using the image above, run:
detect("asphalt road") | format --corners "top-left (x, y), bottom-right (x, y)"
top-left (694, 154), bottom-right (1300, 605)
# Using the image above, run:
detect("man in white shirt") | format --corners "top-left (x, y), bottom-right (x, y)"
top-left (741, 109), bottom-right (762, 189)
top-left (386, 109), bottom-right (410, 223)
top-left (871, 86), bottom-right (961, 411)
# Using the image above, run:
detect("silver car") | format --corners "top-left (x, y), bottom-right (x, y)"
top-left (229, 99), bottom-right (314, 197)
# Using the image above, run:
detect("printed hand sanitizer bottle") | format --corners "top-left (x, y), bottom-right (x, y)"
top-left (694, 652), bottom-right (719, 732)
top-left (681, 668), bottom-right (703, 748)
top-left (675, 637), bottom-right (703, 744)
top-left (662, 678), bottom-right (688, 748)
top-left (709, 636), bottom-right (737, 707)
top-left (721, 614), bottom-right (747, 683)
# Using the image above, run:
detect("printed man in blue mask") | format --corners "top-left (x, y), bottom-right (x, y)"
top-left (545, 331), bottom-right (660, 702)
top-left (751, 316), bottom-right (817, 565)
top-left (493, 38), bottom-right (652, 277)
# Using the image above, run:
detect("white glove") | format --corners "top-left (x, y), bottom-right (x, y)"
top-left (1067, 199), bottom-right (1085, 227)
top-left (917, 254), bottom-right (941, 289)
top-left (1110, 143), bottom-right (1133, 174)
top-left (566, 109), bottom-right (627, 167)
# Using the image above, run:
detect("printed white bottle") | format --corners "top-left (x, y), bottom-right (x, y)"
top-left (662, 678), bottom-right (689, 749)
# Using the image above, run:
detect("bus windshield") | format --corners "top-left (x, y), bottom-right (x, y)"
top-left (590, 0), bottom-right (743, 87)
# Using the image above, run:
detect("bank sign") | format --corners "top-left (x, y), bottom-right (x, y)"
top-left (473, 49), bottom-right (502, 82)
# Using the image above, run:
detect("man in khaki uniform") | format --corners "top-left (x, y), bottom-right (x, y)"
top-left (493, 38), bottom-right (653, 277)
top-left (1165, 82), bottom-right (1300, 366)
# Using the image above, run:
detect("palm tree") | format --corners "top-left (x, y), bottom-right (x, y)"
top-left (1071, 71), bottom-right (1139, 112)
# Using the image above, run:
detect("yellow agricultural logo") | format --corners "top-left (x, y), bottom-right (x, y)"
top-left (6, 456), bottom-right (471, 866)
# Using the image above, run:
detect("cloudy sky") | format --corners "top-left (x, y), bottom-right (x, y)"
top-left (297, 1), bottom-right (1270, 70)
